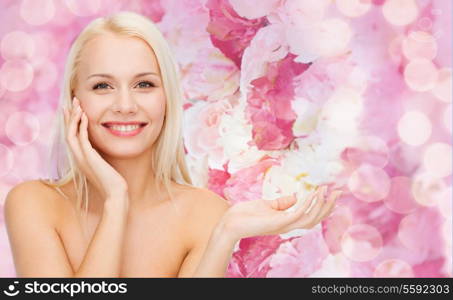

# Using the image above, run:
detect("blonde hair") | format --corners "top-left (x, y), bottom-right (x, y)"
top-left (42, 11), bottom-right (192, 220)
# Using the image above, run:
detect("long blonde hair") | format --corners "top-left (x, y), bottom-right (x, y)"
top-left (42, 11), bottom-right (192, 218)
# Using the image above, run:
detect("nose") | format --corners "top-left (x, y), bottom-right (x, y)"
top-left (112, 89), bottom-right (138, 114)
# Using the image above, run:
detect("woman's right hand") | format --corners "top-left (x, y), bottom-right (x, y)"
top-left (63, 96), bottom-right (129, 203)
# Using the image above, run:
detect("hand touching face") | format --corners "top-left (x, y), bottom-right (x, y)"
top-left (72, 33), bottom-right (166, 159)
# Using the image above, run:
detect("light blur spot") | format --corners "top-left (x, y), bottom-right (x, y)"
top-left (437, 187), bottom-right (452, 220)
top-left (346, 135), bottom-right (389, 168)
top-left (417, 17), bottom-right (433, 31)
top-left (382, 0), bottom-right (418, 26)
top-left (31, 32), bottom-right (57, 59)
top-left (323, 206), bottom-right (353, 253)
top-left (1, 31), bottom-right (35, 61)
top-left (432, 68), bottom-right (452, 103)
top-left (411, 172), bottom-right (447, 207)
top-left (5, 112), bottom-right (40, 146)
top-left (373, 259), bottom-right (414, 277)
top-left (336, 0), bottom-right (371, 18)
top-left (0, 81), bottom-right (5, 99)
top-left (321, 87), bottom-right (363, 133)
top-left (0, 60), bottom-right (34, 92)
top-left (388, 35), bottom-right (404, 64)
top-left (64, 0), bottom-right (101, 17)
top-left (397, 212), bottom-right (434, 253)
top-left (341, 224), bottom-right (383, 262)
top-left (397, 111), bottom-right (432, 146)
top-left (444, 104), bottom-right (452, 133)
top-left (388, 142), bottom-right (421, 174)
top-left (404, 59), bottom-right (438, 92)
top-left (0, 144), bottom-right (14, 177)
top-left (383, 176), bottom-right (418, 214)
top-left (348, 164), bottom-right (391, 203)
top-left (347, 67), bottom-right (368, 94)
top-left (31, 58), bottom-right (58, 92)
top-left (314, 18), bottom-right (352, 57)
top-left (20, 0), bottom-right (55, 26)
top-left (402, 31), bottom-right (437, 61)
top-left (422, 143), bottom-right (452, 179)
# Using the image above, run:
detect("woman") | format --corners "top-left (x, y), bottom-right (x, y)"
top-left (3, 11), bottom-right (341, 278)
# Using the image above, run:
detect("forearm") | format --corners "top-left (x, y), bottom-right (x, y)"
top-left (192, 222), bottom-right (237, 277)
top-left (74, 198), bottom-right (128, 278)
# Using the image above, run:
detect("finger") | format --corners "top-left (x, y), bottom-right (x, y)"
top-left (293, 186), bottom-right (327, 228)
top-left (314, 190), bottom-right (342, 223)
top-left (270, 194), bottom-right (297, 210)
top-left (66, 101), bottom-right (84, 162)
top-left (284, 187), bottom-right (318, 223)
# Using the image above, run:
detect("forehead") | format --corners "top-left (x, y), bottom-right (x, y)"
top-left (78, 33), bottom-right (161, 77)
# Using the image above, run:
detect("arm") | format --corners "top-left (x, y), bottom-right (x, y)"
top-left (177, 185), bottom-right (342, 277)
top-left (4, 181), bottom-right (128, 278)
top-left (74, 197), bottom-right (128, 277)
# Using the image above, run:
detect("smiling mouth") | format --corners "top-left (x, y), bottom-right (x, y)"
top-left (101, 122), bottom-right (148, 137)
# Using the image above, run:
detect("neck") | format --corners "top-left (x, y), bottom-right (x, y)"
top-left (87, 147), bottom-right (159, 211)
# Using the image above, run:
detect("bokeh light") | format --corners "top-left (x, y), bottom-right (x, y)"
top-left (437, 187), bottom-right (452, 220)
top-left (64, 0), bottom-right (101, 17)
top-left (432, 68), bottom-right (452, 103)
top-left (348, 164), bottom-right (391, 203)
top-left (31, 58), bottom-right (58, 92)
top-left (382, 0), bottom-right (418, 26)
top-left (383, 176), bottom-right (419, 214)
top-left (336, 0), bottom-right (371, 18)
top-left (422, 143), bottom-right (452, 179)
top-left (5, 112), bottom-right (40, 146)
top-left (314, 18), bottom-right (352, 57)
top-left (404, 58), bottom-right (438, 92)
top-left (0, 60), bottom-right (34, 92)
top-left (443, 104), bottom-right (452, 133)
top-left (341, 224), bottom-right (383, 262)
top-left (1, 31), bottom-right (35, 61)
top-left (346, 135), bottom-right (389, 168)
top-left (373, 259), bottom-right (414, 277)
top-left (20, 0), bottom-right (55, 26)
top-left (402, 31), bottom-right (437, 61)
top-left (0, 144), bottom-right (14, 177)
top-left (411, 172), bottom-right (447, 207)
top-left (397, 111), bottom-right (432, 146)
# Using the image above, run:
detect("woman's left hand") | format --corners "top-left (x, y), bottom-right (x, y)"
top-left (219, 185), bottom-right (342, 242)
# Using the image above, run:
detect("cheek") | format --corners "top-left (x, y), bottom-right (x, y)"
top-left (144, 94), bottom-right (166, 121)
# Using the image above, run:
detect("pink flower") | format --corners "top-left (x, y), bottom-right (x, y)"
top-left (207, 165), bottom-right (231, 198)
top-left (229, 0), bottom-right (280, 19)
top-left (267, 230), bottom-right (330, 277)
top-left (183, 100), bottom-right (231, 168)
top-left (206, 0), bottom-right (267, 68)
top-left (223, 156), bottom-right (278, 204)
top-left (226, 235), bottom-right (286, 277)
top-left (246, 53), bottom-right (310, 150)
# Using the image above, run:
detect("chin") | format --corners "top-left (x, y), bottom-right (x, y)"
top-left (94, 142), bottom-right (152, 159)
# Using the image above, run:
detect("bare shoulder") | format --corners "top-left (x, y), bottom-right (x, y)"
top-left (4, 180), bottom-right (63, 228)
top-left (174, 185), bottom-right (231, 242)
top-left (175, 184), bottom-right (231, 217)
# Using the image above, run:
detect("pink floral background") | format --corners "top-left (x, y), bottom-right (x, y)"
top-left (0, 0), bottom-right (451, 277)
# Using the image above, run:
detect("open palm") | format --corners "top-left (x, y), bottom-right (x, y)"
top-left (221, 186), bottom-right (342, 241)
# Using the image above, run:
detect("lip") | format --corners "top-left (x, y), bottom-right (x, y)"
top-left (102, 122), bottom-right (148, 137)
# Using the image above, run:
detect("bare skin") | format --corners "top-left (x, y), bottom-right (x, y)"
top-left (4, 32), bottom-right (342, 278)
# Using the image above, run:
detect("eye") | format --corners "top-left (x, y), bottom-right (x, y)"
top-left (136, 81), bottom-right (155, 88)
top-left (92, 82), bottom-right (111, 90)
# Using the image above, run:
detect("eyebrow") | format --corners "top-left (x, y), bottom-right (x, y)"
top-left (86, 72), bottom-right (160, 80)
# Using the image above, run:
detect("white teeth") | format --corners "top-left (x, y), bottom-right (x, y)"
top-left (109, 124), bottom-right (140, 132)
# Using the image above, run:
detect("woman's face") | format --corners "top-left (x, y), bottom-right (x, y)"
top-left (73, 33), bottom-right (166, 159)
